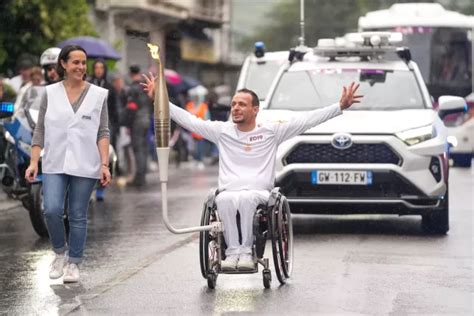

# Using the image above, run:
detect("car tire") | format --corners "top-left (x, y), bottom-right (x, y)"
top-left (28, 183), bottom-right (49, 238)
top-left (422, 191), bottom-right (449, 235)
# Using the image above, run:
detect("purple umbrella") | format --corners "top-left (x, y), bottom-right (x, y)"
top-left (58, 36), bottom-right (121, 60)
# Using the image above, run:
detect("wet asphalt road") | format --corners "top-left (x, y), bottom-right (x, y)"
top-left (0, 164), bottom-right (472, 315)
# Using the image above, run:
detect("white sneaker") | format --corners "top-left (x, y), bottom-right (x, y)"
top-left (221, 255), bottom-right (239, 271)
top-left (63, 263), bottom-right (80, 283)
top-left (49, 253), bottom-right (67, 279)
top-left (237, 254), bottom-right (255, 271)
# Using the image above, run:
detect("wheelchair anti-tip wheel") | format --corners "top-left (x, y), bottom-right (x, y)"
top-left (270, 194), bottom-right (293, 284)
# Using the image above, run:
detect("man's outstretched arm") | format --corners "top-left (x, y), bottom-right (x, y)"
top-left (169, 101), bottom-right (223, 143)
top-left (142, 72), bottom-right (223, 143)
top-left (275, 82), bottom-right (363, 143)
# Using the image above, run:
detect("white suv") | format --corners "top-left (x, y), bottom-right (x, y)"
top-left (259, 33), bottom-right (466, 234)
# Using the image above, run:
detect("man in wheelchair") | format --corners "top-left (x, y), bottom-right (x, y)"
top-left (142, 76), bottom-right (362, 271)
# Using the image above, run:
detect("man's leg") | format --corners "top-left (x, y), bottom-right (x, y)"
top-left (215, 191), bottom-right (240, 256)
top-left (236, 190), bottom-right (269, 270)
top-left (238, 190), bottom-right (270, 254)
top-left (131, 126), bottom-right (148, 186)
top-left (215, 191), bottom-right (241, 270)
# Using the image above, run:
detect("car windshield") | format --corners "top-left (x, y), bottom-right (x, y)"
top-left (245, 59), bottom-right (285, 100)
top-left (267, 68), bottom-right (426, 111)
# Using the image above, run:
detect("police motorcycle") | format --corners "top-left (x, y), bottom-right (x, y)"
top-left (0, 86), bottom-right (50, 237)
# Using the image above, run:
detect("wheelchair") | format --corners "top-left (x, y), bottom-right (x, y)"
top-left (199, 187), bottom-right (293, 289)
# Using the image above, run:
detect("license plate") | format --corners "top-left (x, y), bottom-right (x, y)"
top-left (311, 170), bottom-right (373, 185)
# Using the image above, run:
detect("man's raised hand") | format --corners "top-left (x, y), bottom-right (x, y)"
top-left (140, 72), bottom-right (156, 100)
top-left (339, 82), bottom-right (363, 110)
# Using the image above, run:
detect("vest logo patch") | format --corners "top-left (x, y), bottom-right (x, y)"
top-left (249, 135), bottom-right (263, 142)
top-left (82, 115), bottom-right (92, 120)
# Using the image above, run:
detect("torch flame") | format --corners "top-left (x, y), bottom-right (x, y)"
top-left (147, 43), bottom-right (160, 60)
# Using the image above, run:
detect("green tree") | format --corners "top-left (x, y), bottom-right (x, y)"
top-left (0, 0), bottom-right (97, 75)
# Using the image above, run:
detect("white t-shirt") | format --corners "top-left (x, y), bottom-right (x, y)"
top-left (170, 102), bottom-right (342, 191)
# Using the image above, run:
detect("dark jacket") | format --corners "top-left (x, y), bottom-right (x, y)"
top-left (89, 60), bottom-right (119, 132)
top-left (124, 80), bottom-right (152, 130)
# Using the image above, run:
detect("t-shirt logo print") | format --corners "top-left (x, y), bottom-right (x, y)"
top-left (245, 134), bottom-right (264, 151)
top-left (249, 135), bottom-right (263, 142)
top-left (82, 115), bottom-right (92, 120)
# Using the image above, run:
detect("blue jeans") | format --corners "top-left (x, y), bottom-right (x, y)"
top-left (43, 174), bottom-right (97, 264)
top-left (192, 139), bottom-right (207, 162)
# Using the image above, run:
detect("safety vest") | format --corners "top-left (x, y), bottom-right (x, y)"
top-left (42, 82), bottom-right (108, 179)
top-left (185, 101), bottom-right (209, 140)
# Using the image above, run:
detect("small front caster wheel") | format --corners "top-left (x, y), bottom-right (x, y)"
top-left (262, 269), bottom-right (272, 289)
top-left (207, 271), bottom-right (217, 289)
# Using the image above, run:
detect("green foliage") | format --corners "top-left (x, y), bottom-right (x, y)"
top-left (0, 0), bottom-right (97, 75)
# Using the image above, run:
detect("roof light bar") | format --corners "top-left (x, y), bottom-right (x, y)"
top-left (314, 32), bottom-right (406, 60)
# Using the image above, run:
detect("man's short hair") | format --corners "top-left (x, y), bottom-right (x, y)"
top-left (237, 88), bottom-right (259, 107)
top-left (129, 65), bottom-right (141, 74)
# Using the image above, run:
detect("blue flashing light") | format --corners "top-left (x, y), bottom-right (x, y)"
top-left (254, 41), bottom-right (265, 49)
top-left (0, 102), bottom-right (14, 113)
top-left (254, 41), bottom-right (265, 58)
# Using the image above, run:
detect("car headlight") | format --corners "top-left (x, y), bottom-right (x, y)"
top-left (396, 125), bottom-right (437, 146)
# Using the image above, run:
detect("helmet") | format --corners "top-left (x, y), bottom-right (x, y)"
top-left (40, 47), bottom-right (61, 66)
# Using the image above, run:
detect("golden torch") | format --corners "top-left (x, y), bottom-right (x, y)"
top-left (147, 43), bottom-right (170, 148)
top-left (147, 43), bottom-right (220, 234)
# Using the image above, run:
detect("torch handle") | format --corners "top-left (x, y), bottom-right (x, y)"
top-left (157, 147), bottom-right (219, 234)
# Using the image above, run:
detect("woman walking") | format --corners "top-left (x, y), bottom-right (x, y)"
top-left (25, 45), bottom-right (111, 283)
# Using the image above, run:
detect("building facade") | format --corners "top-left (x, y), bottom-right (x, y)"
top-left (90, 0), bottom-right (240, 88)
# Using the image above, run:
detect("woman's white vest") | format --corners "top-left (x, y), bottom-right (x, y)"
top-left (43, 82), bottom-right (108, 179)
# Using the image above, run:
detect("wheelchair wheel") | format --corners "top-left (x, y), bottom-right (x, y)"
top-left (199, 201), bottom-right (219, 287)
top-left (270, 194), bottom-right (293, 284)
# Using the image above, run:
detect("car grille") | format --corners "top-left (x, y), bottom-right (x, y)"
top-left (284, 143), bottom-right (401, 165)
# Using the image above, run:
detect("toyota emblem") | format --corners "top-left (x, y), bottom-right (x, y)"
top-left (331, 133), bottom-right (352, 150)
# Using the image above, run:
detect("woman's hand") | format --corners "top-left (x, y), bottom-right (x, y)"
top-left (141, 72), bottom-right (156, 100)
top-left (100, 165), bottom-right (112, 187)
top-left (25, 163), bottom-right (38, 183)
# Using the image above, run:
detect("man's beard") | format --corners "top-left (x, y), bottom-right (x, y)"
top-left (232, 114), bottom-right (244, 123)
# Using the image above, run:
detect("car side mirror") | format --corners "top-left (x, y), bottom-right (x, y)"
top-left (437, 96), bottom-right (467, 120)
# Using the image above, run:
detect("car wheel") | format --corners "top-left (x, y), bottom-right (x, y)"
top-left (422, 191), bottom-right (449, 235)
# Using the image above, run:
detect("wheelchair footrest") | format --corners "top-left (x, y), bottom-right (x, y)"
top-left (218, 267), bottom-right (258, 274)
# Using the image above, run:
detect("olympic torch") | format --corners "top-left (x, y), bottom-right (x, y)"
top-left (147, 43), bottom-right (221, 234)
